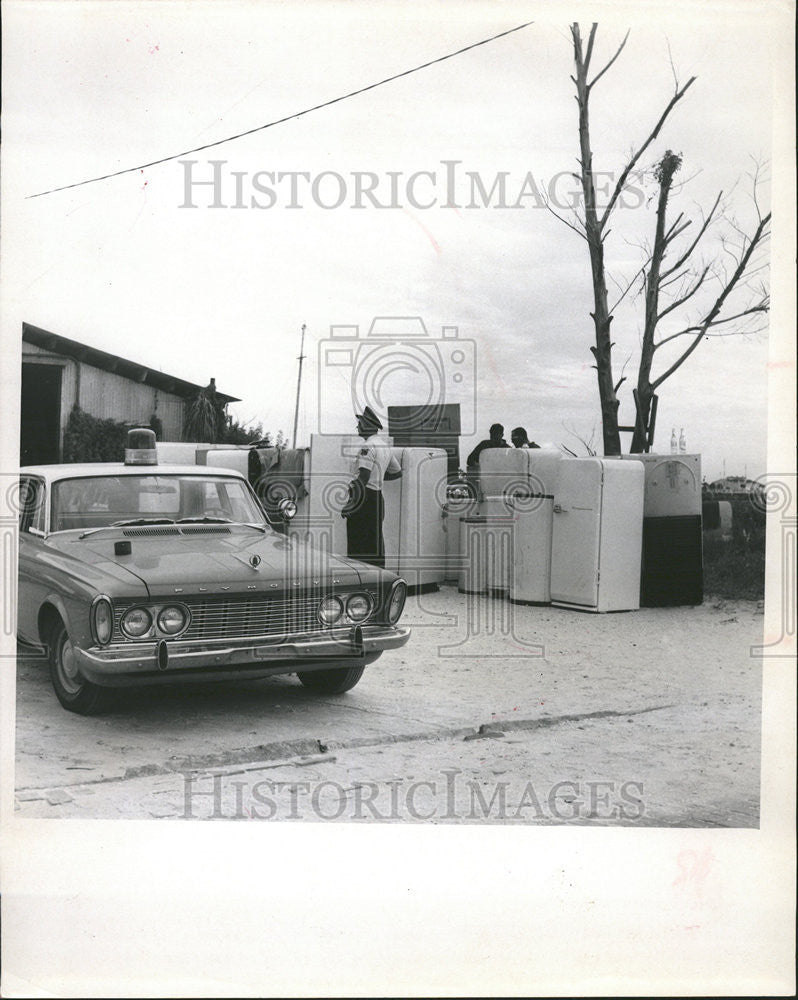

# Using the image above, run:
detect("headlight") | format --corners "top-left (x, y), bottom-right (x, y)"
top-left (318, 595), bottom-right (343, 626)
top-left (387, 580), bottom-right (407, 624)
top-left (346, 593), bottom-right (372, 622)
top-left (91, 596), bottom-right (113, 645)
top-left (121, 606), bottom-right (153, 638)
top-left (157, 605), bottom-right (188, 636)
top-left (278, 497), bottom-right (297, 520)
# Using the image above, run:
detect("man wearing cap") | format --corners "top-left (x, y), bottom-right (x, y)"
top-left (341, 406), bottom-right (402, 568)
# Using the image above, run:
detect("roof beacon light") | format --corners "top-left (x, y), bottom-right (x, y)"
top-left (125, 427), bottom-right (158, 466)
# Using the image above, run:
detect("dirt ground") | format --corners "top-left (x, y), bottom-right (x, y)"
top-left (14, 586), bottom-right (764, 824)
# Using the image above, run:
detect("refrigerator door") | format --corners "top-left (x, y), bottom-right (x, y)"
top-left (595, 459), bottom-right (644, 611)
top-left (396, 447), bottom-right (447, 587)
top-left (510, 450), bottom-right (562, 604)
top-left (307, 434), bottom-right (370, 557)
top-left (510, 498), bottom-right (554, 603)
top-left (550, 458), bottom-right (602, 608)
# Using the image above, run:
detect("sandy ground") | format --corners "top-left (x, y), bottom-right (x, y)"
top-left (14, 586), bottom-right (764, 824)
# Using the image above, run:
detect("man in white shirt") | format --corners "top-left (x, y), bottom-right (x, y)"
top-left (342, 406), bottom-right (402, 568)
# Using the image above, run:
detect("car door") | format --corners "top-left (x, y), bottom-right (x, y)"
top-left (17, 475), bottom-right (48, 644)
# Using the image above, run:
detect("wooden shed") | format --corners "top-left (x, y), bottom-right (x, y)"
top-left (21, 323), bottom-right (239, 465)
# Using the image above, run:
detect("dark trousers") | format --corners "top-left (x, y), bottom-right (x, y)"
top-left (346, 487), bottom-right (385, 568)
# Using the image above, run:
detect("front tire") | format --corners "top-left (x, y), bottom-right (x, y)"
top-left (48, 620), bottom-right (113, 715)
top-left (297, 664), bottom-right (365, 695)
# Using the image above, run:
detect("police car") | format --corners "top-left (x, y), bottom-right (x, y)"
top-left (17, 429), bottom-right (410, 714)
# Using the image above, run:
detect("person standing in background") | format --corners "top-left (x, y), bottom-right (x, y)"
top-left (511, 426), bottom-right (540, 449)
top-left (466, 423), bottom-right (509, 469)
top-left (342, 406), bottom-right (402, 568)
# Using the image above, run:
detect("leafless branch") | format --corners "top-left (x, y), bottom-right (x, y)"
top-left (660, 191), bottom-right (722, 278)
top-left (541, 188), bottom-right (588, 240)
top-left (609, 259), bottom-right (651, 312)
top-left (583, 23), bottom-right (597, 73)
top-left (561, 420), bottom-right (599, 456)
top-left (656, 315), bottom-right (768, 347)
top-left (613, 352), bottom-right (632, 393)
top-left (663, 210), bottom-right (686, 242)
top-left (652, 210), bottom-right (771, 387)
top-left (657, 265), bottom-right (712, 320)
top-left (599, 76), bottom-right (696, 229)
top-left (588, 29), bottom-right (630, 89)
top-left (665, 37), bottom-right (679, 90)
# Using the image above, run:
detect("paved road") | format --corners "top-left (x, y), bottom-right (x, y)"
top-left (13, 587), bottom-right (763, 824)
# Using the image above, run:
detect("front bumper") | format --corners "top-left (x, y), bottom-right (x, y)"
top-left (74, 624), bottom-right (410, 685)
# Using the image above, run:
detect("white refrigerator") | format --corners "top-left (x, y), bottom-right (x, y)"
top-left (305, 434), bottom-right (371, 557)
top-left (383, 447), bottom-right (447, 588)
top-left (550, 458), bottom-right (644, 612)
top-left (478, 447), bottom-right (533, 512)
top-left (509, 450), bottom-right (563, 604)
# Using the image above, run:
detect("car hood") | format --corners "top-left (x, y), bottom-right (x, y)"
top-left (49, 526), bottom-right (366, 596)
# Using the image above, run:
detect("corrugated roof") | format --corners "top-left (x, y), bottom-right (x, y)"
top-left (22, 323), bottom-right (240, 403)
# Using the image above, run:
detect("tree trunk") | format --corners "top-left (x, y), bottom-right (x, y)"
top-left (631, 151), bottom-right (678, 452)
top-left (572, 24), bottom-right (622, 456)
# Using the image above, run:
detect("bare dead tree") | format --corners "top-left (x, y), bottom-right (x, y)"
top-left (569, 22), bottom-right (696, 454)
top-left (630, 154), bottom-right (770, 450)
top-left (564, 23), bottom-right (770, 457)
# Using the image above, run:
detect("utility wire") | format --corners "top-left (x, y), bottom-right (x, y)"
top-left (27, 20), bottom-right (533, 200)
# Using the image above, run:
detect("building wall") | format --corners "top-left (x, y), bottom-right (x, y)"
top-left (22, 343), bottom-right (186, 455)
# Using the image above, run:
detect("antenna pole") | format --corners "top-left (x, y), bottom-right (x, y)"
top-left (292, 323), bottom-right (307, 448)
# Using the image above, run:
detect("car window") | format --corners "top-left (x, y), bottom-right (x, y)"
top-left (18, 477), bottom-right (45, 533)
top-left (50, 475), bottom-right (266, 531)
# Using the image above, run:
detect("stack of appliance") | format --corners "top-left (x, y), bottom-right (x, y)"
top-left (464, 447), bottom-right (563, 602)
top-left (621, 453), bottom-right (703, 605)
top-left (550, 457), bottom-right (645, 613)
top-left (304, 433), bottom-right (447, 590)
top-left (387, 404), bottom-right (461, 482)
top-left (470, 447), bottom-right (531, 595)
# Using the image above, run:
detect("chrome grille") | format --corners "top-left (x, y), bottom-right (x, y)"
top-left (123, 527), bottom-right (181, 537)
top-left (121, 525), bottom-right (232, 537)
top-left (113, 595), bottom-right (326, 642)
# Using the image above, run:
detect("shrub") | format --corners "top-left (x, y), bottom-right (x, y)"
top-left (703, 495), bottom-right (766, 600)
top-left (63, 405), bottom-right (137, 463)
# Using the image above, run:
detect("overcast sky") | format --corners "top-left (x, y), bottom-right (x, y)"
top-left (2, 0), bottom-right (792, 481)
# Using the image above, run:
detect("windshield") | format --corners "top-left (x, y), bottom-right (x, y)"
top-left (50, 475), bottom-right (267, 532)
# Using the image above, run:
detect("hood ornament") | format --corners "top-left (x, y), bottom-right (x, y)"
top-left (249, 554), bottom-right (262, 569)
